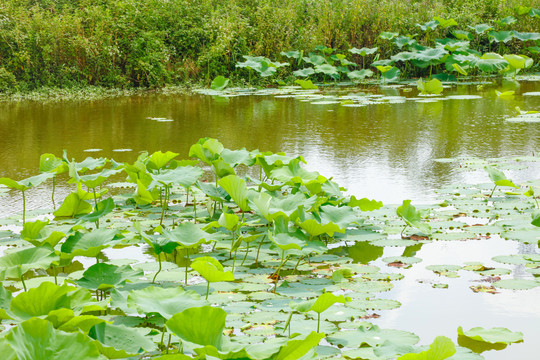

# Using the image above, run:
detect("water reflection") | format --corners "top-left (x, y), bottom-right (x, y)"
top-left (0, 82), bottom-right (539, 212)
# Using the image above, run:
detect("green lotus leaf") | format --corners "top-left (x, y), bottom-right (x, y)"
top-left (297, 218), bottom-right (343, 237)
top-left (398, 336), bottom-right (456, 360)
top-left (485, 166), bottom-right (518, 188)
top-left (269, 231), bottom-right (305, 251)
top-left (65, 154), bottom-right (107, 173)
top-left (417, 20), bottom-right (439, 31)
top-left (293, 68), bottom-right (316, 78)
top-left (143, 233), bottom-right (179, 255)
top-left (210, 76), bottom-right (230, 91)
top-left (411, 48), bottom-right (448, 67)
top-left (5, 317), bottom-right (100, 360)
top-left (77, 197), bottom-right (115, 223)
top-left (347, 69), bottom-right (374, 80)
top-left (473, 53), bottom-right (508, 72)
top-left (392, 51), bottom-right (417, 62)
top-left (61, 228), bottom-right (119, 258)
top-left (40, 153), bottom-right (66, 173)
top-left (270, 160), bottom-right (324, 185)
top-left (0, 172), bottom-right (54, 192)
top-left (197, 180), bottom-right (230, 202)
top-left (376, 65), bottom-right (393, 73)
top-left (221, 148), bottom-right (257, 167)
top-left (314, 64), bottom-right (338, 76)
top-left (189, 138), bottom-right (224, 165)
top-left (319, 204), bottom-right (359, 228)
top-left (468, 24), bottom-right (492, 34)
top-left (218, 175), bottom-right (251, 211)
top-left (327, 323), bottom-right (419, 347)
top-left (348, 196), bottom-right (383, 211)
top-left (397, 200), bottom-right (431, 234)
top-left (452, 63), bottom-right (468, 76)
top-left (50, 311), bottom-right (106, 333)
top-left (163, 222), bottom-right (214, 248)
top-left (127, 286), bottom-right (206, 319)
top-left (0, 283), bottom-right (13, 320)
top-left (488, 31), bottom-right (514, 43)
top-left (191, 256), bottom-right (234, 283)
top-left (150, 166), bottom-right (203, 190)
top-left (302, 54), bottom-right (326, 66)
top-left (166, 306), bottom-right (226, 349)
top-left (294, 79), bottom-right (318, 89)
top-left (74, 263), bottom-right (143, 291)
top-left (382, 66), bottom-right (401, 82)
top-left (281, 50), bottom-right (302, 59)
top-left (452, 30), bottom-right (472, 40)
top-left (146, 151), bottom-right (180, 171)
top-left (417, 78), bottom-right (443, 95)
top-left (74, 168), bottom-right (122, 189)
top-left (89, 322), bottom-right (156, 358)
top-left (394, 36), bottom-right (417, 49)
top-left (435, 39), bottom-right (470, 52)
top-left (434, 16), bottom-right (458, 28)
top-left (53, 191), bottom-right (93, 218)
top-left (512, 31), bottom-right (540, 41)
top-left (503, 54), bottom-right (533, 70)
top-left (530, 8), bottom-right (540, 17)
top-left (496, 15), bottom-right (517, 26)
top-left (290, 292), bottom-right (349, 314)
top-left (380, 32), bottom-right (399, 40)
top-left (274, 331), bottom-right (325, 360)
top-left (457, 326), bottom-right (523, 344)
top-left (20, 219), bottom-right (66, 247)
top-left (492, 279), bottom-right (539, 290)
top-left (0, 246), bottom-right (58, 280)
top-left (10, 281), bottom-right (92, 320)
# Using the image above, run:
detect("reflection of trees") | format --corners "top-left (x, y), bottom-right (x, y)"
top-left (0, 84), bottom-right (539, 204)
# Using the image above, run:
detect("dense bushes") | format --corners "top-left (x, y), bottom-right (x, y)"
top-left (0, 0), bottom-right (538, 91)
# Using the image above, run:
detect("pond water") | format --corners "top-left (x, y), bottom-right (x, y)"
top-left (0, 80), bottom-right (540, 359)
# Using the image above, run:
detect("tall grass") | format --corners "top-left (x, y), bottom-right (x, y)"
top-left (0, 0), bottom-right (537, 92)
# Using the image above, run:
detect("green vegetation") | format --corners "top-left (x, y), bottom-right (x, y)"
top-left (0, 138), bottom-right (538, 358)
top-left (0, 0), bottom-right (539, 95)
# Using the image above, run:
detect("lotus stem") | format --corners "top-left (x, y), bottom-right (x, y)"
top-left (53, 265), bottom-right (57, 285)
top-left (317, 312), bottom-right (321, 333)
top-left (160, 331), bottom-right (165, 351)
top-left (489, 185), bottom-right (497, 198)
top-left (283, 311), bottom-right (293, 336)
top-left (240, 242), bottom-right (250, 266)
top-left (293, 256), bottom-right (304, 274)
top-left (185, 248), bottom-right (189, 285)
top-left (52, 176), bottom-right (56, 209)
top-left (153, 255), bottom-right (162, 284)
top-left (254, 234), bottom-right (266, 266)
top-left (273, 253), bottom-right (289, 293)
top-left (166, 334), bottom-right (172, 354)
top-left (21, 190), bottom-right (26, 225)
top-left (401, 225), bottom-right (408, 238)
top-left (205, 281), bottom-right (210, 300)
top-left (232, 248), bottom-right (238, 272)
top-left (193, 195), bottom-right (197, 223)
top-left (19, 266), bottom-right (27, 292)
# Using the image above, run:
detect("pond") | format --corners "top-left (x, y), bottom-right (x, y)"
top-left (0, 80), bottom-right (539, 359)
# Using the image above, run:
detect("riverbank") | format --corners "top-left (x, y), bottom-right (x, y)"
top-left (0, 0), bottom-right (539, 94)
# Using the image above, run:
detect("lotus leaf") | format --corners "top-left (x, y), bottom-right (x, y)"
top-left (274, 331), bottom-right (325, 360)
top-left (127, 286), bottom-right (205, 318)
top-left (74, 263), bottom-right (143, 291)
top-left (10, 281), bottom-right (92, 320)
top-left (211, 76), bottom-right (229, 91)
top-left (61, 228), bottom-right (119, 258)
top-left (89, 322), bottom-right (156, 358)
top-left (5, 317), bottom-right (100, 360)
top-left (166, 306), bottom-right (226, 349)
top-left (457, 326), bottom-right (523, 344)
top-left (398, 336), bottom-right (456, 360)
